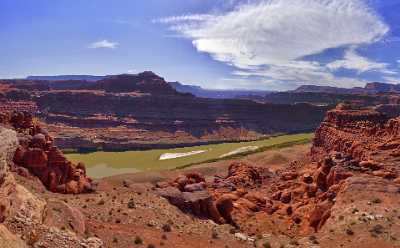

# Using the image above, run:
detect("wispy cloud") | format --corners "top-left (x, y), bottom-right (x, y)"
top-left (153, 14), bottom-right (214, 24)
top-left (383, 76), bottom-right (399, 84)
top-left (89, 39), bottom-right (119, 49)
top-left (326, 47), bottom-right (390, 74)
top-left (158, 0), bottom-right (391, 88)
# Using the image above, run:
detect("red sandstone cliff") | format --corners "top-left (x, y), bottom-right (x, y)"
top-left (0, 111), bottom-right (94, 194)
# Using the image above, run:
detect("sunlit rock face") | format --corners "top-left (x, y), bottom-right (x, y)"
top-left (1, 111), bottom-right (95, 194)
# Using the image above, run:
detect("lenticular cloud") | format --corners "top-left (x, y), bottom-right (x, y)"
top-left (162, 0), bottom-right (389, 75)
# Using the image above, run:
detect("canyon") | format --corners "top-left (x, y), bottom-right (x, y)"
top-left (2, 72), bottom-right (400, 247)
top-left (1, 72), bottom-right (329, 151)
top-left (1, 102), bottom-right (400, 247)
top-left (156, 103), bottom-right (400, 247)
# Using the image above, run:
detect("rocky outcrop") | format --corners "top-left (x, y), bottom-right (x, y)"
top-left (0, 127), bottom-right (19, 225)
top-left (156, 172), bottom-right (226, 224)
top-left (158, 104), bottom-right (400, 240)
top-left (158, 162), bottom-right (270, 227)
top-left (312, 104), bottom-right (400, 177)
top-left (263, 105), bottom-right (400, 233)
top-left (0, 123), bottom-right (102, 247)
top-left (1, 111), bottom-right (95, 194)
top-left (0, 127), bottom-right (18, 183)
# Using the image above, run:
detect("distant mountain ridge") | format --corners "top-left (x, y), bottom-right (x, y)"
top-left (24, 73), bottom-right (272, 99)
top-left (293, 82), bottom-right (400, 94)
top-left (364, 82), bottom-right (400, 93)
top-left (21, 73), bottom-right (400, 96)
top-left (169, 81), bottom-right (272, 99)
top-left (27, 75), bottom-right (106, 81)
top-left (87, 71), bottom-right (186, 96)
top-left (293, 85), bottom-right (365, 94)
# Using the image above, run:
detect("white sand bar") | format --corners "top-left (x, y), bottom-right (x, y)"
top-left (159, 150), bottom-right (207, 160)
top-left (219, 146), bottom-right (259, 158)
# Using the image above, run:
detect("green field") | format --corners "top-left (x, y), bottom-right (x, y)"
top-left (66, 133), bottom-right (314, 178)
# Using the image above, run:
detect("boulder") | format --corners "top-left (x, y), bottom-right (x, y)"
top-left (43, 200), bottom-right (86, 236)
top-left (359, 160), bottom-right (382, 171)
top-left (280, 190), bottom-right (292, 204)
top-left (226, 162), bottom-right (262, 187)
top-left (156, 186), bottom-right (185, 207)
top-left (184, 182), bottom-right (206, 192)
top-left (326, 166), bottom-right (353, 187)
top-left (215, 194), bottom-right (235, 224)
top-left (22, 148), bottom-right (48, 169)
top-left (309, 200), bottom-right (334, 231)
top-left (244, 191), bottom-right (266, 206)
top-left (31, 133), bottom-right (46, 149)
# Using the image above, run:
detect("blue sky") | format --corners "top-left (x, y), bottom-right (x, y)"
top-left (0, 0), bottom-right (399, 90)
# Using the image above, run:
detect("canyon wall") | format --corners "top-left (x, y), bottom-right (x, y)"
top-left (1, 73), bottom-right (331, 150)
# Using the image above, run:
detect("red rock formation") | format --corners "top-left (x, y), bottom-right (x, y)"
top-left (264, 104), bottom-right (400, 232)
top-left (158, 163), bottom-right (270, 226)
top-left (159, 104), bottom-right (400, 237)
top-left (1, 111), bottom-right (94, 194)
top-left (312, 104), bottom-right (400, 179)
top-left (89, 72), bottom-right (185, 95)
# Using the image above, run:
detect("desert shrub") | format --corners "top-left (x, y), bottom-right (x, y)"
top-left (134, 236), bottom-right (143, 244)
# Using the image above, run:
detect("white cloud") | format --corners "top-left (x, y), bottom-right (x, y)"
top-left (383, 76), bottom-right (399, 84)
top-left (153, 14), bottom-right (214, 24)
top-left (90, 39), bottom-right (119, 49)
top-left (159, 0), bottom-right (390, 88)
top-left (234, 61), bottom-right (365, 88)
top-left (326, 47), bottom-right (388, 73)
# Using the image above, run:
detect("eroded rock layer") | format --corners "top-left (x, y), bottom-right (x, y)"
top-left (1, 72), bottom-right (330, 150)
top-left (159, 104), bottom-right (400, 246)
top-left (1, 111), bottom-right (94, 194)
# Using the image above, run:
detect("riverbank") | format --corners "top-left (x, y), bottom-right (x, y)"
top-left (66, 133), bottom-right (314, 178)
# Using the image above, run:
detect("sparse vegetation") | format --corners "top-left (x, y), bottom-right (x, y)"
top-left (346, 228), bottom-right (354, 235)
top-left (263, 241), bottom-right (272, 248)
top-left (128, 199), bottom-right (136, 209)
top-left (162, 224), bottom-right (171, 232)
top-left (371, 198), bottom-right (382, 204)
top-left (134, 236), bottom-right (143, 244)
top-left (212, 230), bottom-right (219, 239)
top-left (309, 235), bottom-right (319, 244)
top-left (370, 224), bottom-right (384, 235)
